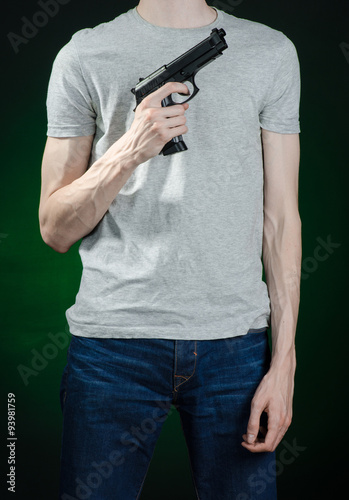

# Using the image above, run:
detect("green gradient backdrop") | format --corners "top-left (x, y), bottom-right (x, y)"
top-left (1, 0), bottom-right (348, 498)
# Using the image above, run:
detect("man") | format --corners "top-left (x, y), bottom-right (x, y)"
top-left (39, 0), bottom-right (301, 498)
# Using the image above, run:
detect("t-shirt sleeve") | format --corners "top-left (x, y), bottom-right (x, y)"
top-left (46, 37), bottom-right (96, 137)
top-left (259, 37), bottom-right (301, 134)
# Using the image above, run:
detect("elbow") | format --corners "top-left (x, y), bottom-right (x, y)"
top-left (49, 241), bottom-right (70, 254)
top-left (39, 221), bottom-right (70, 254)
top-left (292, 211), bottom-right (302, 237)
top-left (264, 207), bottom-right (301, 235)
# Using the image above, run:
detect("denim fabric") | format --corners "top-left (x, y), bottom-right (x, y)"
top-left (59, 328), bottom-right (277, 500)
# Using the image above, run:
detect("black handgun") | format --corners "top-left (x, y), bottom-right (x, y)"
top-left (131, 28), bottom-right (228, 156)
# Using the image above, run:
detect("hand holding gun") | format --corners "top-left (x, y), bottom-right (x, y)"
top-left (131, 28), bottom-right (228, 156)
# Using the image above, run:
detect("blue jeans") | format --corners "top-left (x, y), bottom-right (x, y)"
top-left (59, 328), bottom-right (277, 500)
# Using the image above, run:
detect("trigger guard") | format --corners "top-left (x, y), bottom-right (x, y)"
top-left (180, 77), bottom-right (200, 104)
top-left (163, 76), bottom-right (200, 106)
top-left (174, 75), bottom-right (200, 104)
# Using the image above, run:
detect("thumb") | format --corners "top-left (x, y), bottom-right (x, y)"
top-left (243, 404), bottom-right (262, 444)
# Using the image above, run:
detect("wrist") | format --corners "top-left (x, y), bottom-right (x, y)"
top-left (270, 347), bottom-right (296, 374)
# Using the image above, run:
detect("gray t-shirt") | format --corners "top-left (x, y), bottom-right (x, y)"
top-left (46, 7), bottom-right (301, 340)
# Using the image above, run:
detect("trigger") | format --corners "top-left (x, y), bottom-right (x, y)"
top-left (181, 76), bottom-right (199, 104)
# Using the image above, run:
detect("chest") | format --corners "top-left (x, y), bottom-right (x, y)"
top-left (85, 35), bottom-right (272, 133)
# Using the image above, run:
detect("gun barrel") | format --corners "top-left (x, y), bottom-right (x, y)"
top-left (168, 28), bottom-right (227, 68)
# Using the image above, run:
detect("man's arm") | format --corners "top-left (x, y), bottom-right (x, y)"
top-left (242, 129), bottom-right (302, 453)
top-left (39, 82), bottom-right (189, 253)
top-left (39, 134), bottom-right (137, 253)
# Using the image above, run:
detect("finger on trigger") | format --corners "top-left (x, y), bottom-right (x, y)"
top-left (149, 82), bottom-right (189, 106)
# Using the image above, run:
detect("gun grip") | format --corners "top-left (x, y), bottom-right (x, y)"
top-left (161, 136), bottom-right (188, 156)
top-left (160, 94), bottom-right (188, 156)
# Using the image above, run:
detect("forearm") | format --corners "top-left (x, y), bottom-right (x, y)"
top-left (41, 140), bottom-right (138, 253)
top-left (40, 83), bottom-right (190, 253)
top-left (242, 132), bottom-right (301, 453)
top-left (263, 212), bottom-right (302, 372)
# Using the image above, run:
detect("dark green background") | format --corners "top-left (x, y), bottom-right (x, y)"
top-left (1, 0), bottom-right (348, 498)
